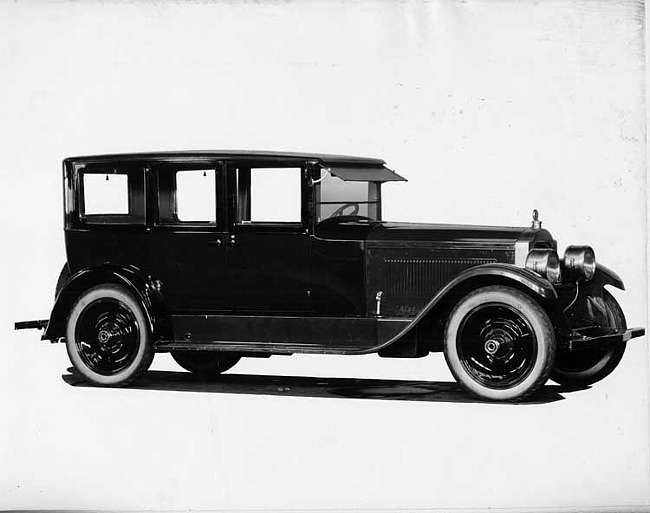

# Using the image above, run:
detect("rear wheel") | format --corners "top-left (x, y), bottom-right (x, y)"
top-left (66, 284), bottom-right (153, 386)
top-left (171, 351), bottom-right (240, 379)
top-left (444, 286), bottom-right (556, 401)
top-left (551, 290), bottom-right (627, 387)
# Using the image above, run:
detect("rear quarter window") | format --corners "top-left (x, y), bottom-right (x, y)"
top-left (78, 165), bottom-right (145, 225)
top-left (83, 173), bottom-right (129, 215)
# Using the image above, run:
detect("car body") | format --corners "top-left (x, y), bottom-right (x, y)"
top-left (15, 151), bottom-right (645, 401)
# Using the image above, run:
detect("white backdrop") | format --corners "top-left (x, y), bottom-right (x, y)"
top-left (1, 0), bottom-right (647, 511)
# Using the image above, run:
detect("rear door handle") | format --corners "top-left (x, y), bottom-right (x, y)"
top-left (208, 239), bottom-right (223, 247)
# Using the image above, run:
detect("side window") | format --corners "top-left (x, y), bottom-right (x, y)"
top-left (176, 170), bottom-right (216, 222)
top-left (83, 174), bottom-right (128, 214)
top-left (315, 176), bottom-right (381, 222)
top-left (236, 167), bottom-right (302, 224)
top-left (79, 165), bottom-right (145, 225)
top-left (157, 167), bottom-right (217, 225)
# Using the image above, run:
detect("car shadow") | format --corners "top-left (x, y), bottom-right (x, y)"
top-left (61, 369), bottom-right (586, 404)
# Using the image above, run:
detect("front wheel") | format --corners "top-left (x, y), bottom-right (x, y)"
top-left (444, 286), bottom-right (556, 401)
top-left (66, 284), bottom-right (153, 386)
top-left (171, 351), bottom-right (240, 379)
top-left (551, 290), bottom-right (627, 387)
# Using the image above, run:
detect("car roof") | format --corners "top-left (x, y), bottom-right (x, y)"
top-left (64, 150), bottom-right (386, 166)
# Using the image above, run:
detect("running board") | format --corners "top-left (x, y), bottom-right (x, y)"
top-left (159, 314), bottom-right (412, 355)
top-left (154, 340), bottom-right (370, 355)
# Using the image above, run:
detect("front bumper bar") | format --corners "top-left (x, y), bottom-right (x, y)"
top-left (566, 327), bottom-right (645, 351)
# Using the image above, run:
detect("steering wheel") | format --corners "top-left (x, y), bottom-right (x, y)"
top-left (331, 202), bottom-right (359, 217)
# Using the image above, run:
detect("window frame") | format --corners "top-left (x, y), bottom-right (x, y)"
top-left (229, 161), bottom-right (307, 232)
top-left (153, 161), bottom-right (224, 230)
top-left (76, 163), bottom-right (146, 227)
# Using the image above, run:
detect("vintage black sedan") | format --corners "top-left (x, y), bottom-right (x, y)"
top-left (15, 151), bottom-right (645, 401)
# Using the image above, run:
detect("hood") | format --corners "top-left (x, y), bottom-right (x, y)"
top-left (367, 222), bottom-right (530, 245)
top-left (314, 219), bottom-right (556, 251)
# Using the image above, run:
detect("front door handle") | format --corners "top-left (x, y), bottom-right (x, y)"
top-left (208, 238), bottom-right (223, 248)
top-left (228, 234), bottom-right (237, 247)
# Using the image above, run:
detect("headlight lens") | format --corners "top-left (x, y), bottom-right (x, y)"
top-left (563, 245), bottom-right (596, 281)
top-left (525, 249), bottom-right (562, 283)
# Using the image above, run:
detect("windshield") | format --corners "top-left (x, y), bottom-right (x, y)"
top-left (315, 173), bottom-right (381, 222)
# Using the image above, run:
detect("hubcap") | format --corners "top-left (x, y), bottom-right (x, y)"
top-left (484, 339), bottom-right (500, 355)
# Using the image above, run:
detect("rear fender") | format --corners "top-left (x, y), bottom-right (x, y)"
top-left (43, 264), bottom-right (166, 342)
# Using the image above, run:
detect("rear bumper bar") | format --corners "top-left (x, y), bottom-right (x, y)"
top-left (15, 319), bottom-right (49, 330)
top-left (567, 327), bottom-right (645, 351)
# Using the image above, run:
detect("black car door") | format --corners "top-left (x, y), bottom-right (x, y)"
top-left (148, 161), bottom-right (230, 313)
top-left (221, 161), bottom-right (312, 314)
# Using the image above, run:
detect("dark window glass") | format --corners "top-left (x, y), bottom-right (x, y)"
top-left (315, 173), bottom-right (381, 222)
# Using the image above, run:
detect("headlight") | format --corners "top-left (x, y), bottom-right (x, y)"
top-left (525, 249), bottom-right (562, 283)
top-left (563, 245), bottom-right (596, 281)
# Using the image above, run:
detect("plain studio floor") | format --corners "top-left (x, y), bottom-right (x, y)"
top-left (1, 331), bottom-right (648, 511)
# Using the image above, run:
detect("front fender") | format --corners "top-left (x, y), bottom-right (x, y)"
top-left (355, 263), bottom-right (556, 355)
top-left (43, 263), bottom-right (163, 341)
top-left (593, 263), bottom-right (625, 290)
top-left (398, 262), bottom-right (556, 334)
top-left (441, 262), bottom-right (558, 301)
